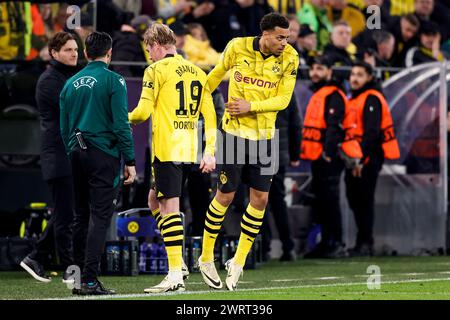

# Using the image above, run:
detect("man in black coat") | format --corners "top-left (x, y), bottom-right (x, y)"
top-left (386, 14), bottom-right (420, 67)
top-left (20, 32), bottom-right (80, 283)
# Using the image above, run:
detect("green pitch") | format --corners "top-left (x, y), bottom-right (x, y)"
top-left (2, 256), bottom-right (450, 300)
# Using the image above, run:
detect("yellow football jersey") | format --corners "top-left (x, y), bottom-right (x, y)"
top-left (207, 36), bottom-right (299, 140)
top-left (129, 54), bottom-right (216, 162)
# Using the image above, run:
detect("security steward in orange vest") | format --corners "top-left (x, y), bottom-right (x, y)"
top-left (343, 61), bottom-right (400, 257)
top-left (301, 55), bottom-right (361, 258)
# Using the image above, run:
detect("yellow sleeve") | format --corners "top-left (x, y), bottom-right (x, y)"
top-left (206, 39), bottom-right (236, 92)
top-left (128, 66), bottom-right (156, 124)
top-left (200, 84), bottom-right (217, 156)
top-left (250, 56), bottom-right (299, 113)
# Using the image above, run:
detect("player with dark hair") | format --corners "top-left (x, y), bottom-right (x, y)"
top-left (60, 31), bottom-right (136, 295)
top-left (197, 12), bottom-right (299, 291)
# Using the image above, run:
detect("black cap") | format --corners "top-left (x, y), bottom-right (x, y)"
top-left (299, 24), bottom-right (315, 38)
top-left (130, 15), bottom-right (153, 34)
top-left (420, 20), bottom-right (440, 36)
top-left (169, 20), bottom-right (189, 36)
top-left (308, 55), bottom-right (333, 68)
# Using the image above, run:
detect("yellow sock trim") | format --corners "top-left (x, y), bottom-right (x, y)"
top-left (166, 245), bottom-right (182, 271)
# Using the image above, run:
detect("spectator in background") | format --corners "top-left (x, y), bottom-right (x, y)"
top-left (323, 21), bottom-right (355, 82)
top-left (327, 0), bottom-right (366, 37)
top-left (287, 14), bottom-right (301, 52)
top-left (27, 4), bottom-right (47, 61)
top-left (268, 0), bottom-right (302, 15)
top-left (297, 0), bottom-right (333, 51)
top-left (112, 15), bottom-right (153, 77)
top-left (183, 23), bottom-right (221, 69)
top-left (183, 0), bottom-right (239, 51)
top-left (387, 13), bottom-right (420, 67)
top-left (324, 21), bottom-right (355, 67)
top-left (362, 30), bottom-right (395, 80)
top-left (20, 32), bottom-right (79, 283)
top-left (297, 24), bottom-right (318, 66)
top-left (413, 0), bottom-right (450, 43)
top-left (235, 0), bottom-right (273, 37)
top-left (96, 0), bottom-right (135, 35)
top-left (113, 0), bottom-right (142, 18)
top-left (141, 0), bottom-right (157, 17)
top-left (384, 0), bottom-right (415, 16)
top-left (169, 20), bottom-right (190, 56)
top-left (405, 21), bottom-right (445, 67)
top-left (157, 0), bottom-right (196, 20)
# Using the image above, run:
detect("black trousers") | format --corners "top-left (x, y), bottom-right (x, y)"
top-left (345, 157), bottom-right (383, 247)
top-left (311, 158), bottom-right (344, 247)
top-left (70, 146), bottom-right (120, 282)
top-left (262, 166), bottom-right (295, 255)
top-left (30, 176), bottom-right (75, 269)
top-left (181, 165), bottom-right (211, 236)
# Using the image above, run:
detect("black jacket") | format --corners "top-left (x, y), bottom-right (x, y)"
top-left (323, 43), bottom-right (354, 82)
top-left (387, 17), bottom-right (419, 67)
top-left (35, 60), bottom-right (79, 181)
top-left (111, 31), bottom-right (147, 78)
top-left (275, 94), bottom-right (301, 167)
top-left (351, 81), bottom-right (384, 163)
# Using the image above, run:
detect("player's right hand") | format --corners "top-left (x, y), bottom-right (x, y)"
top-left (200, 154), bottom-right (216, 173)
top-left (124, 166), bottom-right (136, 185)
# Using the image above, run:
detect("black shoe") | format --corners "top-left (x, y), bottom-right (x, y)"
top-left (20, 256), bottom-right (51, 283)
top-left (79, 280), bottom-right (116, 295)
top-left (324, 243), bottom-right (349, 259)
top-left (279, 251), bottom-right (296, 262)
top-left (348, 244), bottom-right (373, 257)
top-left (72, 288), bottom-right (81, 295)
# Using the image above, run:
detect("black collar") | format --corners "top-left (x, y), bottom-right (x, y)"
top-left (50, 59), bottom-right (79, 77)
top-left (253, 36), bottom-right (273, 59)
top-left (164, 53), bottom-right (175, 58)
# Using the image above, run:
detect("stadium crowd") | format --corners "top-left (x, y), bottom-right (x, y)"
top-left (2, 0), bottom-right (450, 69)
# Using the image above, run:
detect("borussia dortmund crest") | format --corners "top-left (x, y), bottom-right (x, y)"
top-left (220, 172), bottom-right (228, 185)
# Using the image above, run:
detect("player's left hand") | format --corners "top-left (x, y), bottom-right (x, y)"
top-left (225, 97), bottom-right (251, 116)
top-left (200, 154), bottom-right (216, 173)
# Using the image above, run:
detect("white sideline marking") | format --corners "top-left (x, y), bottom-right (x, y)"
top-left (40, 277), bottom-right (450, 300)
top-left (401, 273), bottom-right (426, 276)
top-left (270, 279), bottom-right (302, 282)
top-left (313, 277), bottom-right (342, 280)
